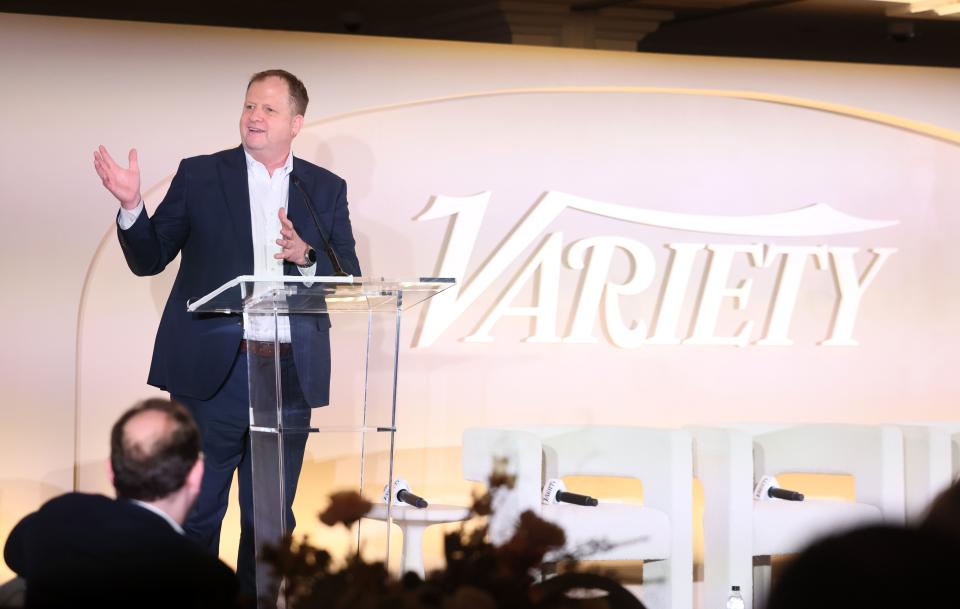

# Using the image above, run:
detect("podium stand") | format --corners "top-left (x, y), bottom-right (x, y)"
top-left (189, 275), bottom-right (454, 607)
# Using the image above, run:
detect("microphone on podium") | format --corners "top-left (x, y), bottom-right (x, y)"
top-left (542, 478), bottom-right (599, 507)
top-left (383, 478), bottom-right (429, 508)
top-left (753, 475), bottom-right (804, 501)
top-left (290, 173), bottom-right (348, 277)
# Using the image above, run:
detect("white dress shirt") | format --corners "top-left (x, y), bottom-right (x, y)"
top-left (117, 148), bottom-right (316, 343)
top-left (131, 499), bottom-right (185, 534)
top-left (244, 150), bottom-right (296, 342)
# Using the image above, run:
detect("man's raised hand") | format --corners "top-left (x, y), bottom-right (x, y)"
top-left (275, 207), bottom-right (311, 266)
top-left (94, 145), bottom-right (142, 210)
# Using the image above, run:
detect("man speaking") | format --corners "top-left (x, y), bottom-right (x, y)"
top-left (93, 69), bottom-right (361, 596)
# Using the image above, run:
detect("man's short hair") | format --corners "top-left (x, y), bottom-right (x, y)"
top-left (248, 69), bottom-right (309, 117)
top-left (110, 398), bottom-right (201, 501)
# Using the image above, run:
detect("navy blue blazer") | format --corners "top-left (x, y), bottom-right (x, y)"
top-left (118, 146), bottom-right (361, 405)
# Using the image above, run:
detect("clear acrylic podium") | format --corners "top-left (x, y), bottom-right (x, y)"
top-left (188, 275), bottom-right (454, 607)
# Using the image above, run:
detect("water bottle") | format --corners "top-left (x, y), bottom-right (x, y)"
top-left (726, 585), bottom-right (745, 609)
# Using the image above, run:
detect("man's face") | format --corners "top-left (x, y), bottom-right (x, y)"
top-left (239, 76), bottom-right (303, 161)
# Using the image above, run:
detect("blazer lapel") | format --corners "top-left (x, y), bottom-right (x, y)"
top-left (218, 146), bottom-right (254, 272)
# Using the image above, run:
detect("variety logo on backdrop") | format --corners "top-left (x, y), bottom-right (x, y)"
top-left (413, 191), bottom-right (897, 348)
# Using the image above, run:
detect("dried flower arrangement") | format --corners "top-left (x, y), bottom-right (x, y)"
top-left (262, 459), bottom-right (644, 609)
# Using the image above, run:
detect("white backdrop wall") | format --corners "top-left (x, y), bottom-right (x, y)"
top-left (1, 12), bottom-right (959, 578)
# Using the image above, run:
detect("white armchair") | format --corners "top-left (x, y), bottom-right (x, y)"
top-left (462, 427), bottom-right (543, 544)
top-left (462, 425), bottom-right (693, 609)
top-left (899, 423), bottom-right (960, 522)
top-left (690, 424), bottom-right (904, 609)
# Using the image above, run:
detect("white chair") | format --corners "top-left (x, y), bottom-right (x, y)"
top-left (463, 425), bottom-right (693, 609)
top-left (462, 427), bottom-right (544, 545)
top-left (899, 422), bottom-right (960, 522)
top-left (690, 424), bottom-right (904, 609)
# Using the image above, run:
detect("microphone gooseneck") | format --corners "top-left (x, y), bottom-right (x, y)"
top-left (290, 174), bottom-right (348, 277)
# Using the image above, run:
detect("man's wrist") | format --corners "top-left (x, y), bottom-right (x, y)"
top-left (121, 195), bottom-right (143, 210)
top-left (297, 247), bottom-right (317, 268)
top-left (117, 200), bottom-right (145, 231)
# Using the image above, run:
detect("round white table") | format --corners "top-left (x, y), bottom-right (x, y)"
top-left (364, 503), bottom-right (471, 578)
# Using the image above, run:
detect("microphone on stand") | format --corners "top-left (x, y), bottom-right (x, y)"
top-left (542, 478), bottom-right (598, 507)
top-left (753, 475), bottom-right (805, 501)
top-left (383, 478), bottom-right (429, 508)
top-left (290, 174), bottom-right (348, 277)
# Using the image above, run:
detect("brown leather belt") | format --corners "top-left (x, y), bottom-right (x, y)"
top-left (239, 339), bottom-right (293, 358)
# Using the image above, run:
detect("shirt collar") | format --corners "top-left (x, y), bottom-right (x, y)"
top-left (243, 148), bottom-right (293, 178)
top-left (130, 499), bottom-right (185, 535)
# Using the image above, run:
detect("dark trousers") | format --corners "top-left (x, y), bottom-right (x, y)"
top-left (174, 348), bottom-right (310, 598)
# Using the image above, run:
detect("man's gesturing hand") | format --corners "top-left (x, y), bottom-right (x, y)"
top-left (94, 145), bottom-right (142, 210)
top-left (276, 208), bottom-right (312, 266)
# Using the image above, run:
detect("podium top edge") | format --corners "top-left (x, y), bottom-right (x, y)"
top-left (226, 275), bottom-right (455, 284)
top-left (186, 275), bottom-right (456, 313)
